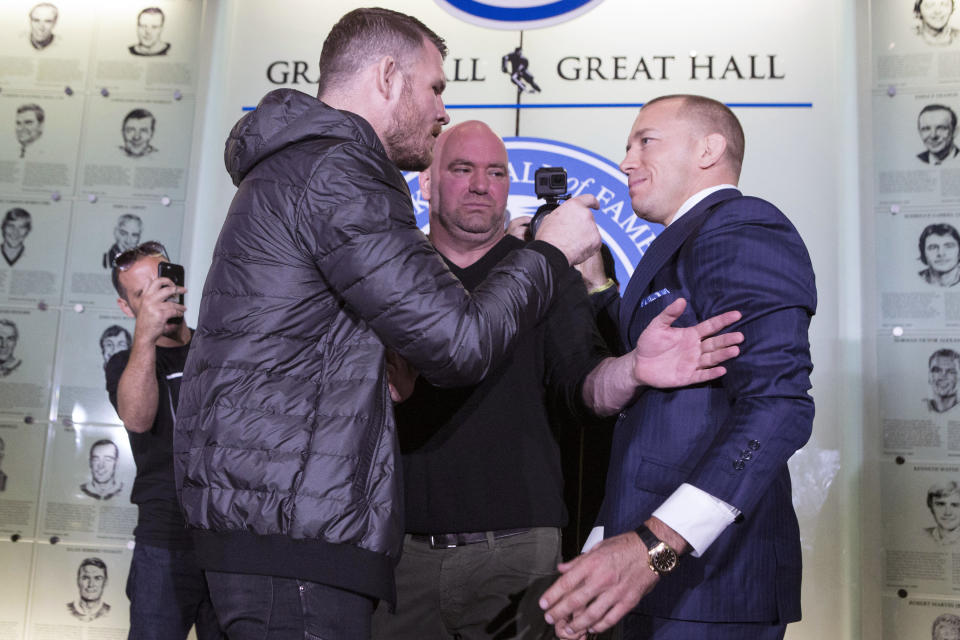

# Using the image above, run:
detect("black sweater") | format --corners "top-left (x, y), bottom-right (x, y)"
top-left (397, 236), bottom-right (610, 534)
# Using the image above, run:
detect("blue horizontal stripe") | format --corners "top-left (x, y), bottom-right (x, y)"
top-left (241, 102), bottom-right (813, 112)
top-left (446, 102), bottom-right (814, 109)
top-left (726, 102), bottom-right (813, 108)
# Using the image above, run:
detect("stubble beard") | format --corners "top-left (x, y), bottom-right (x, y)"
top-left (384, 86), bottom-right (439, 172)
top-left (161, 322), bottom-right (182, 340)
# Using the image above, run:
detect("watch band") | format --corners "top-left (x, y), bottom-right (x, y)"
top-left (635, 524), bottom-right (661, 551)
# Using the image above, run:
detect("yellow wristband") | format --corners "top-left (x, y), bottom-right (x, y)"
top-left (588, 278), bottom-right (616, 295)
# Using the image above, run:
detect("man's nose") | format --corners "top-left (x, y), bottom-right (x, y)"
top-left (470, 172), bottom-right (489, 193)
top-left (437, 97), bottom-right (450, 125)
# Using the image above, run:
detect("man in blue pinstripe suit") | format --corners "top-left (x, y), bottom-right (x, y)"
top-left (540, 94), bottom-right (817, 639)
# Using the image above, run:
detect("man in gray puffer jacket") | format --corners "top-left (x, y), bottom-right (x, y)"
top-left (174, 8), bottom-right (602, 639)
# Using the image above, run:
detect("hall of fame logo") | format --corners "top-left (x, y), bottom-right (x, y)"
top-left (434, 0), bottom-right (606, 30)
top-left (406, 137), bottom-right (661, 285)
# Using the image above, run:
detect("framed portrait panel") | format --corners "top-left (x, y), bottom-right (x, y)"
top-left (0, 540), bottom-right (34, 639)
top-left (91, 0), bottom-right (202, 93)
top-left (873, 90), bottom-right (960, 209)
top-left (0, 196), bottom-right (70, 305)
top-left (0, 89), bottom-right (84, 195)
top-left (877, 213), bottom-right (960, 329)
top-left (0, 306), bottom-right (57, 419)
top-left (76, 92), bottom-right (196, 200)
top-left (0, 420), bottom-right (47, 540)
top-left (62, 198), bottom-right (183, 308)
top-left (882, 459), bottom-right (960, 594)
top-left (29, 542), bottom-right (131, 636)
top-left (36, 423), bottom-right (136, 544)
top-left (0, 0), bottom-right (94, 90)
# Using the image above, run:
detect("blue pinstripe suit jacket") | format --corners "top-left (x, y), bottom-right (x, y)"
top-left (605, 188), bottom-right (816, 624)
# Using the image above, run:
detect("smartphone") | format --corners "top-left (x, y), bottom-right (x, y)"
top-left (158, 262), bottom-right (185, 324)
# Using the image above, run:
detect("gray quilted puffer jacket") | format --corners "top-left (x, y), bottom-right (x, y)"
top-left (173, 89), bottom-right (568, 603)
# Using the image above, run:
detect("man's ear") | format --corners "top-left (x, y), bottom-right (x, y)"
top-left (419, 169), bottom-right (433, 202)
top-left (374, 55), bottom-right (403, 103)
top-left (698, 133), bottom-right (727, 170)
top-left (116, 297), bottom-right (134, 319)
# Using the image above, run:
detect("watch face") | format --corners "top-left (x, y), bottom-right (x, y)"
top-left (650, 544), bottom-right (679, 574)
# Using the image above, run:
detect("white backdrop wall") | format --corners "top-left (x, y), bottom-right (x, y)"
top-left (183, 1), bottom-right (859, 638)
top-left (0, 0), bottom-right (877, 637)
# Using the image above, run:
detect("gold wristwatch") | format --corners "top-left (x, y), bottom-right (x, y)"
top-left (635, 524), bottom-right (679, 576)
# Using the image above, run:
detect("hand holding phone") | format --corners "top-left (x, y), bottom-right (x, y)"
top-left (158, 262), bottom-right (185, 324)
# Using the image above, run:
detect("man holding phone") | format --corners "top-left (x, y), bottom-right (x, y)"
top-left (105, 241), bottom-right (223, 640)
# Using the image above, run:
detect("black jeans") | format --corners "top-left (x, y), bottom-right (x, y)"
top-left (126, 542), bottom-right (224, 640)
top-left (206, 571), bottom-right (375, 640)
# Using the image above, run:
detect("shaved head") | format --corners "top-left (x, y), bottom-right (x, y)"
top-left (431, 120), bottom-right (506, 168)
top-left (643, 94), bottom-right (745, 177)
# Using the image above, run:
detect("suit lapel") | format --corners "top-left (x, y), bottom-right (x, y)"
top-left (619, 188), bottom-right (741, 347)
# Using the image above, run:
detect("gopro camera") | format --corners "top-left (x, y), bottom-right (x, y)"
top-left (528, 167), bottom-right (569, 239)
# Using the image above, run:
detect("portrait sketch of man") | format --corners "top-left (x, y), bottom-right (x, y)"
top-left (915, 0), bottom-right (960, 45)
top-left (0, 320), bottom-right (22, 377)
top-left (120, 109), bottom-right (158, 158)
top-left (102, 213), bottom-right (143, 269)
top-left (28, 3), bottom-right (58, 51)
top-left (918, 223), bottom-right (960, 286)
top-left (925, 348), bottom-right (960, 413)
top-left (917, 104), bottom-right (960, 165)
top-left (67, 557), bottom-right (111, 621)
top-left (79, 439), bottom-right (123, 500)
top-left (99, 325), bottom-right (131, 365)
top-left (926, 481), bottom-right (960, 545)
top-left (15, 104), bottom-right (44, 159)
top-left (933, 613), bottom-right (960, 640)
top-left (129, 7), bottom-right (171, 56)
top-left (2, 208), bottom-right (32, 267)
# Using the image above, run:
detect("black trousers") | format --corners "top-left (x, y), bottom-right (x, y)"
top-left (206, 571), bottom-right (375, 640)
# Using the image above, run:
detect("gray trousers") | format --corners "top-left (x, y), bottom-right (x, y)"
top-left (372, 527), bottom-right (561, 640)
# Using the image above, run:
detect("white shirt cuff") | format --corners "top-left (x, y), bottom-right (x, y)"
top-left (582, 526), bottom-right (604, 553)
top-left (651, 483), bottom-right (739, 557)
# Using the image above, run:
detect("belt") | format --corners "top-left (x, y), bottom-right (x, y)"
top-left (410, 527), bottom-right (532, 549)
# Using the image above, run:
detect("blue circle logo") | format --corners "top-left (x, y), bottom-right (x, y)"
top-left (434, 0), bottom-right (607, 30)
top-left (406, 136), bottom-right (661, 285)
